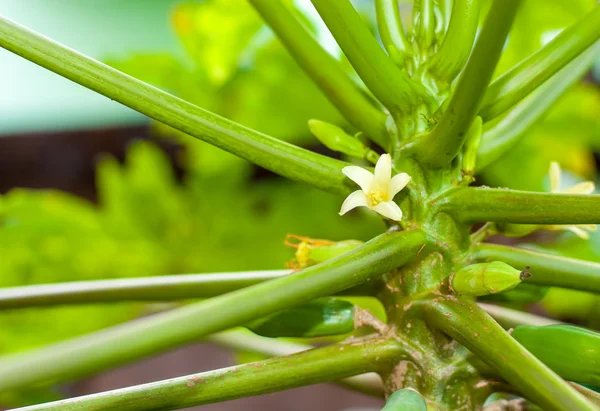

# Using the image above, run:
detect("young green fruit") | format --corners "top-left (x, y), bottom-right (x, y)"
top-left (451, 261), bottom-right (529, 296)
top-left (512, 325), bottom-right (600, 387)
top-left (308, 119), bottom-right (379, 164)
top-left (382, 389), bottom-right (427, 411)
top-left (246, 297), bottom-right (355, 338)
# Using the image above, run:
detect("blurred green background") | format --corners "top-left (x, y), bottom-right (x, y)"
top-left (0, 0), bottom-right (598, 408)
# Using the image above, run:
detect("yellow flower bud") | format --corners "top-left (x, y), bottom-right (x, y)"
top-left (284, 234), bottom-right (363, 269)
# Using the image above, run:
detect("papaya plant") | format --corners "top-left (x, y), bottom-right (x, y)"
top-left (0, 0), bottom-right (600, 410)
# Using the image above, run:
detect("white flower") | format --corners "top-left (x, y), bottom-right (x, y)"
top-left (339, 154), bottom-right (411, 221)
top-left (549, 162), bottom-right (597, 239)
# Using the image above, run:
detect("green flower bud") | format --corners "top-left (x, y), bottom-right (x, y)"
top-left (308, 119), bottom-right (378, 164)
top-left (285, 234), bottom-right (363, 269)
top-left (247, 298), bottom-right (355, 338)
top-left (512, 325), bottom-right (600, 387)
top-left (451, 261), bottom-right (529, 296)
top-left (383, 389), bottom-right (427, 411)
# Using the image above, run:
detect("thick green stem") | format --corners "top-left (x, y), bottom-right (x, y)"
top-left (479, 5), bottom-right (600, 121)
top-left (435, 187), bottom-right (600, 224)
top-left (249, 0), bottom-right (389, 148)
top-left (310, 0), bottom-right (429, 115)
top-left (0, 15), bottom-right (352, 195)
top-left (426, 297), bottom-right (595, 411)
top-left (478, 303), bottom-right (562, 329)
top-left (474, 244), bottom-right (600, 294)
top-left (477, 43), bottom-right (600, 171)
top-left (411, 0), bottom-right (521, 167)
top-left (428, 0), bottom-right (480, 82)
top-left (0, 270), bottom-right (287, 309)
top-left (11, 337), bottom-right (401, 411)
top-left (0, 230), bottom-right (426, 391)
top-left (375, 0), bottom-right (411, 64)
top-left (207, 329), bottom-right (385, 397)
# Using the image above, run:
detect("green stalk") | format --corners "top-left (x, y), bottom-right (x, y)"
top-left (572, 383), bottom-right (600, 407)
top-left (375, 0), bottom-right (411, 65)
top-left (0, 230), bottom-right (426, 391)
top-left (0, 15), bottom-right (352, 196)
top-left (249, 0), bottom-right (389, 148)
top-left (0, 272), bottom-right (377, 310)
top-left (478, 303), bottom-right (562, 329)
top-left (428, 0), bottom-right (481, 83)
top-left (479, 5), bottom-right (600, 121)
top-left (435, 188), bottom-right (600, 224)
top-left (411, 0), bottom-right (521, 167)
top-left (477, 43), bottom-right (600, 171)
top-left (310, 0), bottom-right (429, 115)
top-left (207, 329), bottom-right (385, 397)
top-left (426, 298), bottom-right (595, 411)
top-left (474, 244), bottom-right (600, 294)
top-left (11, 337), bottom-right (401, 411)
top-left (417, 0), bottom-right (436, 51)
top-left (0, 270), bottom-right (287, 309)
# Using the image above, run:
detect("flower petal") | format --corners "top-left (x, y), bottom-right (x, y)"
top-left (388, 173), bottom-right (411, 199)
top-left (339, 190), bottom-right (369, 215)
top-left (549, 162), bottom-right (561, 192)
top-left (374, 153), bottom-right (392, 189)
top-left (563, 181), bottom-right (595, 195)
top-left (566, 226), bottom-right (591, 240)
top-left (342, 166), bottom-right (374, 193)
top-left (372, 201), bottom-right (403, 221)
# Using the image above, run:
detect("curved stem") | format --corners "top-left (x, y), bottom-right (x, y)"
top-left (476, 42), bottom-right (600, 171)
top-left (474, 244), bottom-right (600, 294)
top-left (207, 329), bottom-right (385, 397)
top-left (375, 0), bottom-right (411, 65)
top-left (477, 303), bottom-right (562, 329)
top-left (0, 271), bottom-right (288, 309)
top-left (479, 5), bottom-right (600, 121)
top-left (0, 230), bottom-right (426, 391)
top-left (0, 15), bottom-right (352, 196)
top-left (310, 0), bottom-right (429, 116)
top-left (417, 0), bottom-right (435, 52)
top-left (410, 0), bottom-right (521, 167)
top-left (11, 337), bottom-right (401, 411)
top-left (426, 297), bottom-right (595, 411)
top-left (435, 187), bottom-right (600, 224)
top-left (249, 0), bottom-right (389, 148)
top-left (428, 0), bottom-right (481, 83)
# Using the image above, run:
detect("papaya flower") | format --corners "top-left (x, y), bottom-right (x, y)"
top-left (339, 154), bottom-right (411, 222)
top-left (549, 161), bottom-right (597, 239)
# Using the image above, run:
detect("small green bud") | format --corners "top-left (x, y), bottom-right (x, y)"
top-left (308, 119), bottom-right (378, 164)
top-left (383, 389), bottom-right (427, 411)
top-left (247, 298), bottom-right (355, 338)
top-left (451, 261), bottom-right (529, 296)
top-left (285, 234), bottom-right (363, 269)
top-left (512, 325), bottom-right (600, 387)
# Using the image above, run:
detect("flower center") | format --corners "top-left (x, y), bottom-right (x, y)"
top-left (368, 189), bottom-right (387, 206)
